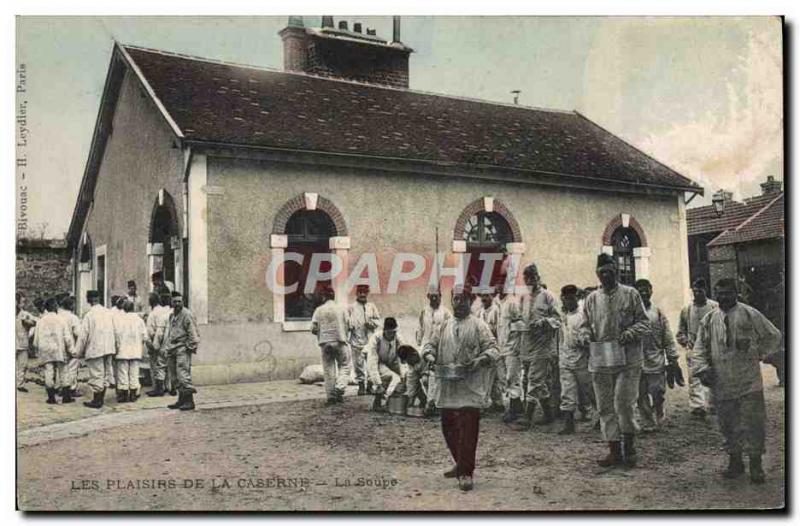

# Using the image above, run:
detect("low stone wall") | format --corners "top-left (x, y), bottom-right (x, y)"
top-left (16, 239), bottom-right (71, 303)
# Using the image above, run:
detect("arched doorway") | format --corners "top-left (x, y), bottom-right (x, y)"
top-left (77, 233), bottom-right (93, 315)
top-left (284, 209), bottom-right (336, 320)
top-left (610, 226), bottom-right (641, 286)
top-left (149, 190), bottom-right (183, 297)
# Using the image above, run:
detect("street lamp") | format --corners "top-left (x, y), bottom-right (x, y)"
top-left (712, 190), bottom-right (726, 218)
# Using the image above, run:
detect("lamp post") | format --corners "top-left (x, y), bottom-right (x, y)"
top-left (712, 190), bottom-right (726, 218)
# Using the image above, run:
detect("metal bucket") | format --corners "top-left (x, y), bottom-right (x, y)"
top-left (387, 395), bottom-right (408, 416)
top-left (434, 363), bottom-right (468, 380)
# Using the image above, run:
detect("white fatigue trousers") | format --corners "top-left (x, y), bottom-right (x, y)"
top-left (63, 357), bottom-right (81, 390)
top-left (175, 351), bottom-right (194, 392)
top-left (350, 345), bottom-right (366, 384)
top-left (376, 364), bottom-right (402, 397)
top-left (16, 350), bottom-right (28, 388)
top-left (116, 359), bottom-right (141, 390)
top-left (685, 354), bottom-right (710, 411)
top-left (490, 356), bottom-right (508, 405)
top-left (43, 362), bottom-right (65, 389)
top-left (86, 355), bottom-right (114, 393)
top-left (559, 366), bottom-right (594, 414)
top-left (320, 342), bottom-right (352, 398)
top-left (592, 364), bottom-right (642, 442)
top-left (504, 354), bottom-right (522, 400)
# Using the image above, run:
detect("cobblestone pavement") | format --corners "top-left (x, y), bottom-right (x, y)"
top-left (16, 378), bottom-right (341, 446)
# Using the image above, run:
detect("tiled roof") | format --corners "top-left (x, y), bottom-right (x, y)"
top-left (686, 193), bottom-right (778, 236)
top-left (708, 194), bottom-right (784, 246)
top-left (122, 45), bottom-right (700, 192)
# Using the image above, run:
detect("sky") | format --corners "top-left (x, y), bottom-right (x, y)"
top-left (14, 16), bottom-right (783, 238)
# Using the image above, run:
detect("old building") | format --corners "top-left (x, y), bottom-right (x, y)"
top-left (16, 238), bottom-right (72, 304)
top-left (66, 17), bottom-right (702, 384)
top-left (686, 175), bottom-right (784, 332)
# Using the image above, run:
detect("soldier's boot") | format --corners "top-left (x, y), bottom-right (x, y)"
top-left (558, 411), bottom-right (575, 435)
top-left (45, 388), bottom-right (57, 404)
top-left (513, 402), bottom-right (536, 431)
top-left (622, 433), bottom-right (638, 468)
top-left (597, 441), bottom-right (624, 467)
top-left (116, 389), bottom-right (124, 403)
top-left (722, 452), bottom-right (745, 479)
top-left (654, 400), bottom-right (665, 422)
top-left (443, 466), bottom-right (458, 479)
top-left (83, 389), bottom-right (104, 409)
top-left (61, 387), bottom-right (74, 404)
top-left (119, 389), bottom-right (130, 403)
top-left (533, 398), bottom-right (555, 425)
top-left (72, 387), bottom-right (82, 398)
top-left (502, 398), bottom-right (522, 424)
top-left (371, 394), bottom-right (384, 412)
top-left (168, 390), bottom-right (186, 409)
top-left (130, 389), bottom-right (139, 402)
top-left (357, 382), bottom-right (366, 396)
top-left (147, 380), bottom-right (166, 397)
top-left (179, 390), bottom-right (196, 411)
top-left (366, 381), bottom-right (374, 395)
top-left (749, 455), bottom-right (765, 484)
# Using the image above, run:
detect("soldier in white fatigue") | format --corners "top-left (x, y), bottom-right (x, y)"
top-left (348, 284), bottom-right (381, 396)
top-left (16, 292), bottom-right (38, 393)
top-left (57, 296), bottom-right (81, 400)
top-left (311, 285), bottom-right (352, 405)
top-left (691, 278), bottom-right (781, 484)
top-left (557, 285), bottom-right (595, 435)
top-left (676, 278), bottom-right (718, 419)
top-left (365, 317), bottom-right (408, 410)
top-left (634, 279), bottom-right (682, 433)
top-left (146, 291), bottom-right (173, 397)
top-left (476, 291), bottom-right (504, 414)
top-left (578, 253), bottom-right (650, 468)
top-left (75, 290), bottom-right (117, 409)
top-left (114, 300), bottom-right (148, 402)
top-left (33, 297), bottom-right (74, 404)
top-left (416, 286), bottom-right (452, 415)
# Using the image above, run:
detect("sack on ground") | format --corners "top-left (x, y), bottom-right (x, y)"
top-left (298, 364), bottom-right (325, 384)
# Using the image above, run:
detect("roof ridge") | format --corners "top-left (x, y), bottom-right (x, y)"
top-left (731, 193), bottom-right (783, 233)
top-left (573, 111), bottom-right (701, 191)
top-left (119, 43), bottom-right (575, 116)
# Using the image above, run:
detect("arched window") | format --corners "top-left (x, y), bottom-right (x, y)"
top-left (285, 209), bottom-right (336, 320)
top-left (611, 227), bottom-right (641, 286)
top-left (463, 211), bottom-right (513, 290)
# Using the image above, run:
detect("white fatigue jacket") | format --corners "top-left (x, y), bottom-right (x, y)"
top-left (641, 303), bottom-right (678, 374)
top-left (691, 302), bottom-right (781, 401)
top-left (416, 305), bottom-right (452, 347)
top-left (311, 300), bottom-right (350, 345)
top-left (365, 331), bottom-right (408, 386)
top-left (422, 315), bottom-right (499, 409)
top-left (348, 301), bottom-right (381, 349)
top-left (57, 308), bottom-right (80, 343)
top-left (16, 309), bottom-right (37, 350)
top-left (477, 303), bottom-right (499, 339)
top-left (33, 312), bottom-right (74, 364)
top-left (75, 304), bottom-right (117, 359)
top-left (115, 312), bottom-right (148, 360)
top-left (676, 300), bottom-right (718, 348)
top-left (578, 284), bottom-right (650, 370)
top-left (559, 309), bottom-right (588, 370)
top-left (509, 287), bottom-right (560, 362)
top-left (146, 305), bottom-right (171, 351)
top-left (495, 294), bottom-right (517, 357)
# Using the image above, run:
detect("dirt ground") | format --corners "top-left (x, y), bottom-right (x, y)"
top-left (17, 375), bottom-right (784, 511)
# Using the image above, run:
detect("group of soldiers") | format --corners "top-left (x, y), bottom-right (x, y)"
top-left (310, 253), bottom-right (784, 492)
top-left (15, 272), bottom-right (200, 411)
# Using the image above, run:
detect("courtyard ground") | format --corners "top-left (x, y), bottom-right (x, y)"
top-left (16, 365), bottom-right (785, 511)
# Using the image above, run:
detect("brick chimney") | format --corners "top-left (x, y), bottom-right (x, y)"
top-left (278, 16), bottom-right (413, 88)
top-left (760, 175), bottom-right (782, 195)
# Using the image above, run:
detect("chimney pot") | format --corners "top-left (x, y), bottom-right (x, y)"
top-left (321, 16), bottom-right (334, 28)
top-left (353, 22), bottom-right (362, 33)
top-left (339, 21), bottom-right (348, 31)
top-left (392, 16), bottom-right (401, 42)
